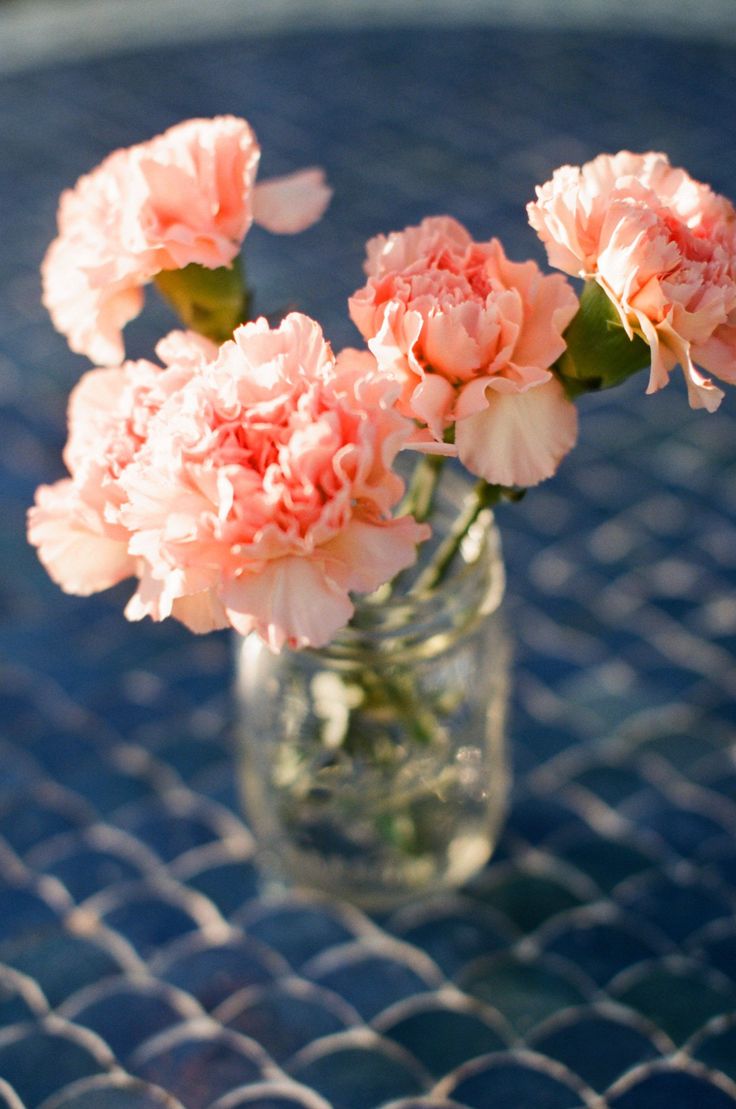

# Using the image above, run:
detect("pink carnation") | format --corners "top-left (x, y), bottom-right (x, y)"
top-left (117, 313), bottom-right (429, 650)
top-left (348, 216), bottom-right (579, 487)
top-left (42, 116), bottom-right (332, 365)
top-left (527, 150), bottom-right (736, 410)
top-left (27, 331), bottom-right (214, 596)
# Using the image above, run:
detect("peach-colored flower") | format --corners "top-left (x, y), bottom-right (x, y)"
top-left (118, 313), bottom-right (428, 650)
top-left (348, 216), bottom-right (579, 487)
top-left (527, 151), bottom-right (736, 410)
top-left (27, 331), bottom-right (213, 595)
top-left (42, 116), bottom-right (332, 365)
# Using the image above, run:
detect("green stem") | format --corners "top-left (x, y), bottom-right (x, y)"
top-left (352, 667), bottom-right (439, 748)
top-left (399, 453), bottom-right (446, 523)
top-left (411, 479), bottom-right (504, 595)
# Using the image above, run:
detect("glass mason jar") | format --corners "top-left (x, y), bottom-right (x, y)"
top-left (235, 473), bottom-right (510, 909)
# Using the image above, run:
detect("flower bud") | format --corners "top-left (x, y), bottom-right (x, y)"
top-left (154, 261), bottom-right (250, 343)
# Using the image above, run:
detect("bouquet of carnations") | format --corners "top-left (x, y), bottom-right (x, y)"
top-left (28, 117), bottom-right (736, 652)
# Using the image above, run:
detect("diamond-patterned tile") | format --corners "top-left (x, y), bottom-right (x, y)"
top-left (2, 15), bottom-right (736, 1109)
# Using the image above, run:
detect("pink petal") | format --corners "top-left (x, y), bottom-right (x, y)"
top-left (252, 168), bottom-right (332, 234)
top-left (63, 368), bottom-right (130, 475)
top-left (222, 556), bottom-right (354, 651)
top-left (681, 355), bottom-right (724, 411)
top-left (42, 235), bottom-right (143, 366)
top-left (455, 377), bottom-right (578, 487)
top-left (455, 373), bottom-right (521, 421)
top-left (410, 371), bottom-right (456, 441)
top-left (28, 479), bottom-right (134, 595)
top-left (321, 515), bottom-right (430, 595)
top-left (125, 564), bottom-right (220, 625)
top-left (125, 571), bottom-right (168, 623)
top-left (155, 329), bottom-right (218, 368)
top-left (694, 325), bottom-right (736, 385)
top-left (366, 305), bottom-right (422, 378)
top-left (404, 430), bottom-right (458, 455)
top-left (511, 272), bottom-right (579, 370)
top-left (171, 590), bottom-right (230, 633)
top-left (422, 310), bottom-right (481, 377)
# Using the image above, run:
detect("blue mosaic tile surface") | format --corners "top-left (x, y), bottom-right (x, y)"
top-left (1, 21), bottom-right (736, 1108)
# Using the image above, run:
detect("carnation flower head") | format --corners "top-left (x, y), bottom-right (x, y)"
top-left (527, 150), bottom-right (736, 410)
top-left (348, 216), bottom-right (579, 487)
top-left (117, 312), bottom-right (429, 650)
top-left (42, 116), bottom-right (332, 365)
top-left (27, 330), bottom-right (214, 596)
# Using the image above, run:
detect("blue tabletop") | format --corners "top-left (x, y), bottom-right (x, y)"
top-left (1, 20), bottom-right (736, 1109)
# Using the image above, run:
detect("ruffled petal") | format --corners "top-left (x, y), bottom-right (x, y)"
top-left (42, 234), bottom-right (143, 366)
top-left (422, 309), bottom-right (481, 377)
top-left (320, 515), bottom-right (430, 595)
top-left (64, 368), bottom-right (131, 475)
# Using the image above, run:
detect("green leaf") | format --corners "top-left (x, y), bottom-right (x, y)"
top-left (555, 280), bottom-right (652, 398)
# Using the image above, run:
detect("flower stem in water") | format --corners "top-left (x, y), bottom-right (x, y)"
top-left (399, 453), bottom-right (446, 522)
top-left (412, 479), bottom-right (506, 594)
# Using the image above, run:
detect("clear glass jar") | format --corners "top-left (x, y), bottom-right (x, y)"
top-left (235, 473), bottom-right (510, 909)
